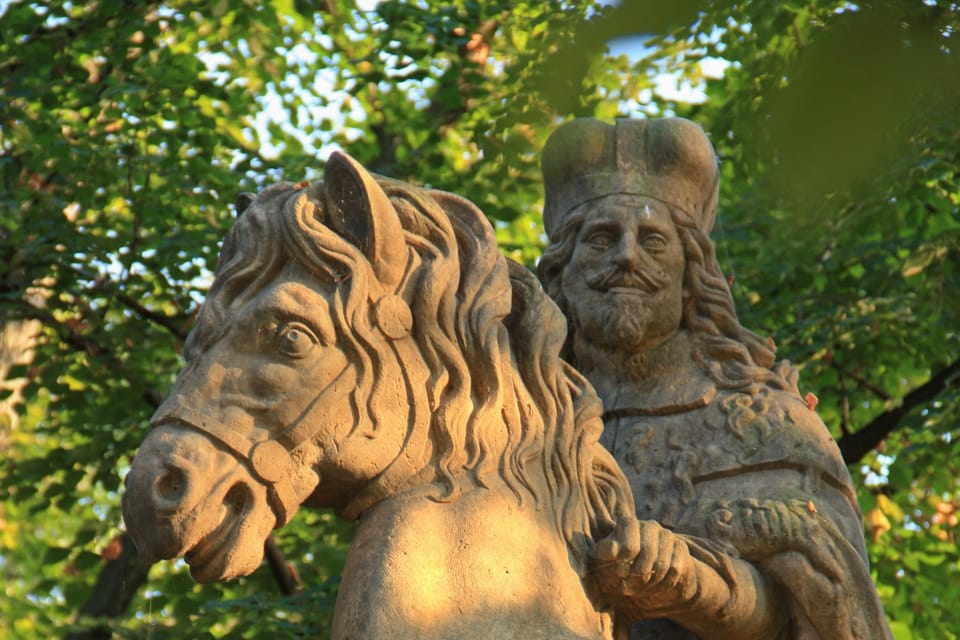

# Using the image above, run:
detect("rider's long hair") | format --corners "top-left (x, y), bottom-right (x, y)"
top-left (538, 203), bottom-right (799, 395)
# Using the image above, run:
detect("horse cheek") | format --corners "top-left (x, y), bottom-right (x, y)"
top-left (252, 362), bottom-right (299, 400)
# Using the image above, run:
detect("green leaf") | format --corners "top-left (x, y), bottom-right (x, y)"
top-left (43, 546), bottom-right (72, 564)
top-left (890, 620), bottom-right (914, 640)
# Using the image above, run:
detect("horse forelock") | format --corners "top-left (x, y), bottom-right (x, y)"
top-left (191, 177), bottom-right (632, 570)
top-left (184, 184), bottom-right (300, 359)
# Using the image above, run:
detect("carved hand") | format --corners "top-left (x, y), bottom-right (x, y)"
top-left (706, 498), bottom-right (844, 583)
top-left (589, 520), bottom-right (704, 619)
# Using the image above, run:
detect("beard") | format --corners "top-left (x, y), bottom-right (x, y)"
top-left (569, 292), bottom-right (656, 350)
top-left (565, 262), bottom-right (670, 349)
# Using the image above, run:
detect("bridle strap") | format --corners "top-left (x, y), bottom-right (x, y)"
top-left (150, 364), bottom-right (357, 526)
top-left (151, 400), bottom-right (301, 526)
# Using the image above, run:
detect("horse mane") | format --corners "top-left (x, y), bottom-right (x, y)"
top-left (190, 175), bottom-right (636, 571)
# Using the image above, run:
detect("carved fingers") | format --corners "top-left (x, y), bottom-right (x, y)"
top-left (588, 520), bottom-right (700, 619)
top-left (630, 521), bottom-right (697, 598)
top-left (588, 533), bottom-right (634, 613)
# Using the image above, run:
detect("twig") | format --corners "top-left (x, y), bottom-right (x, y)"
top-left (827, 352), bottom-right (891, 401)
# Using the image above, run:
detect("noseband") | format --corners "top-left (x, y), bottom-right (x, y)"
top-left (151, 365), bottom-right (355, 527)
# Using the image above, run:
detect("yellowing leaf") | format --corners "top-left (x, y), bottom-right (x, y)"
top-left (877, 494), bottom-right (905, 522)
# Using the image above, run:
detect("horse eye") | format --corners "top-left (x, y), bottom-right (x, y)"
top-left (276, 322), bottom-right (318, 358)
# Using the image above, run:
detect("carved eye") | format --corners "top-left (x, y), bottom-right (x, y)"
top-left (641, 234), bottom-right (668, 253)
top-left (584, 231), bottom-right (614, 250)
top-left (276, 322), bottom-right (318, 359)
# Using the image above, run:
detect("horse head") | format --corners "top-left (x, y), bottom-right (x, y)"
top-left (123, 151), bottom-right (637, 638)
top-left (122, 152), bottom-right (434, 582)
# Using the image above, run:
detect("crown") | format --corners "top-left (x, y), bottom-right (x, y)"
top-left (542, 117), bottom-right (719, 237)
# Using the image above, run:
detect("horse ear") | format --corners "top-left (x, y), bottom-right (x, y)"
top-left (235, 192), bottom-right (256, 217)
top-left (323, 151), bottom-right (406, 289)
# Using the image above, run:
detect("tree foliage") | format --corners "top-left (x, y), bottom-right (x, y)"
top-left (1, 1), bottom-right (958, 638)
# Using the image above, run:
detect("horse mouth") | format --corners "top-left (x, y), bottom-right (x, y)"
top-left (185, 517), bottom-right (235, 575)
top-left (184, 483), bottom-right (250, 582)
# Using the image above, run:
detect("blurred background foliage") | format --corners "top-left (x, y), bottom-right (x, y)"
top-left (1, 0), bottom-right (958, 638)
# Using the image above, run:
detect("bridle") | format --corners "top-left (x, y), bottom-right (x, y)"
top-left (150, 365), bottom-right (355, 527)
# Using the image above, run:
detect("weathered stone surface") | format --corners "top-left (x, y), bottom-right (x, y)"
top-left (122, 152), bottom-right (642, 638)
top-left (538, 117), bottom-right (892, 639)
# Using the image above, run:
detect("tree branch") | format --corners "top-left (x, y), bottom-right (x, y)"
top-left (23, 307), bottom-right (105, 358)
top-left (264, 536), bottom-right (303, 596)
top-left (65, 535), bottom-right (152, 640)
top-left (115, 293), bottom-right (190, 342)
top-left (60, 264), bottom-right (192, 342)
top-left (828, 352), bottom-right (891, 401)
top-left (838, 356), bottom-right (960, 464)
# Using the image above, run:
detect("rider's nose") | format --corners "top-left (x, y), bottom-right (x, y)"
top-left (611, 233), bottom-right (641, 271)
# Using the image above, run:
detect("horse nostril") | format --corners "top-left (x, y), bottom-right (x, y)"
top-left (224, 483), bottom-right (251, 516)
top-left (155, 467), bottom-right (186, 502)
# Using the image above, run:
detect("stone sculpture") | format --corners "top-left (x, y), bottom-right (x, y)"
top-left (123, 151), bottom-right (654, 638)
top-left (538, 117), bottom-right (892, 639)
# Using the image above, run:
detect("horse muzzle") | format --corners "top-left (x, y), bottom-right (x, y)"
top-left (124, 425), bottom-right (245, 553)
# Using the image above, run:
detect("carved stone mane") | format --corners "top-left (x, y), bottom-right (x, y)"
top-left (124, 152), bottom-right (639, 638)
top-left (186, 157), bottom-right (634, 571)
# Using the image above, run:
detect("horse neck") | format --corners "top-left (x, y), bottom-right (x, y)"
top-left (332, 480), bottom-right (611, 640)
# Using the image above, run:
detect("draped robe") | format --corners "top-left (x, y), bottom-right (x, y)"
top-left (601, 369), bottom-right (892, 639)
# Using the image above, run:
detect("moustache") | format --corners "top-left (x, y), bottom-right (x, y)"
top-left (585, 266), bottom-right (668, 293)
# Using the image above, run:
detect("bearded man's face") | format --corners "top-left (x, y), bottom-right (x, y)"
top-left (560, 195), bottom-right (685, 353)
